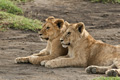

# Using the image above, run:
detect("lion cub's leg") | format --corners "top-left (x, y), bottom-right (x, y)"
top-left (105, 69), bottom-right (120, 77)
top-left (15, 49), bottom-right (49, 64)
top-left (86, 65), bottom-right (112, 74)
top-left (106, 60), bottom-right (120, 76)
top-left (41, 55), bottom-right (69, 66)
top-left (32, 49), bottom-right (49, 56)
top-left (15, 55), bottom-right (45, 65)
top-left (45, 58), bottom-right (78, 68)
top-left (15, 56), bottom-right (30, 63)
top-left (32, 52), bottom-right (47, 56)
top-left (29, 54), bottom-right (58, 65)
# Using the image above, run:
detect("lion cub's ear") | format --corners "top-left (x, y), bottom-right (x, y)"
top-left (75, 22), bottom-right (85, 33)
top-left (60, 21), bottom-right (70, 33)
top-left (54, 19), bottom-right (64, 29)
top-left (65, 21), bottom-right (70, 26)
top-left (64, 21), bottom-right (70, 28)
top-left (46, 16), bottom-right (55, 21)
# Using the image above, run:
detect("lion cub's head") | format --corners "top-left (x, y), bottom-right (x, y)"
top-left (60, 22), bottom-right (87, 48)
top-left (38, 16), bottom-right (65, 41)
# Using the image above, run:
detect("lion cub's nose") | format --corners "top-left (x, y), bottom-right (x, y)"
top-left (60, 39), bottom-right (63, 42)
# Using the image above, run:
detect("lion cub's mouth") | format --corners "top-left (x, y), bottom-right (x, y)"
top-left (61, 43), bottom-right (70, 48)
top-left (40, 37), bottom-right (49, 41)
top-left (43, 38), bottom-right (49, 40)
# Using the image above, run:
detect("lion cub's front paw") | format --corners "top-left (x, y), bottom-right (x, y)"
top-left (106, 69), bottom-right (119, 77)
top-left (45, 61), bottom-right (57, 68)
top-left (15, 57), bottom-right (29, 63)
top-left (41, 60), bottom-right (48, 66)
top-left (85, 66), bottom-right (98, 74)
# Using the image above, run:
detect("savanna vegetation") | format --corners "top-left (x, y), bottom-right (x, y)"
top-left (93, 77), bottom-right (120, 80)
top-left (0, 0), bottom-right (42, 31)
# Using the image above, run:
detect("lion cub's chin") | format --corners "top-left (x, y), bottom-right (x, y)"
top-left (62, 44), bottom-right (68, 48)
top-left (40, 38), bottom-right (49, 42)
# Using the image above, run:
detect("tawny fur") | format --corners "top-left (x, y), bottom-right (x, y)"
top-left (15, 16), bottom-right (68, 65)
top-left (44, 22), bottom-right (120, 76)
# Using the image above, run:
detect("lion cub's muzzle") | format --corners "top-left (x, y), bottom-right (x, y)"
top-left (39, 33), bottom-right (49, 41)
top-left (60, 39), bottom-right (70, 48)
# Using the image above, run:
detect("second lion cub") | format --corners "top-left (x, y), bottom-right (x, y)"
top-left (44, 22), bottom-right (120, 76)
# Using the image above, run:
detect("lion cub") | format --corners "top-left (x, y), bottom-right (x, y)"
top-left (44, 22), bottom-right (120, 76)
top-left (15, 16), bottom-right (68, 65)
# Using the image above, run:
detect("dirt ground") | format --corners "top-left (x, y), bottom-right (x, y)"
top-left (0, 0), bottom-right (120, 80)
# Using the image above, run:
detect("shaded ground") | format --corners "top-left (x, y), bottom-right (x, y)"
top-left (0, 0), bottom-right (120, 80)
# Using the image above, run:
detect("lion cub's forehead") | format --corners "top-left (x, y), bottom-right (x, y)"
top-left (66, 24), bottom-right (76, 31)
top-left (66, 27), bottom-right (74, 32)
top-left (69, 24), bottom-right (77, 28)
top-left (43, 22), bottom-right (54, 28)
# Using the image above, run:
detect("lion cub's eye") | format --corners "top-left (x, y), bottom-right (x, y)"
top-left (46, 27), bottom-right (50, 29)
top-left (67, 32), bottom-right (71, 35)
